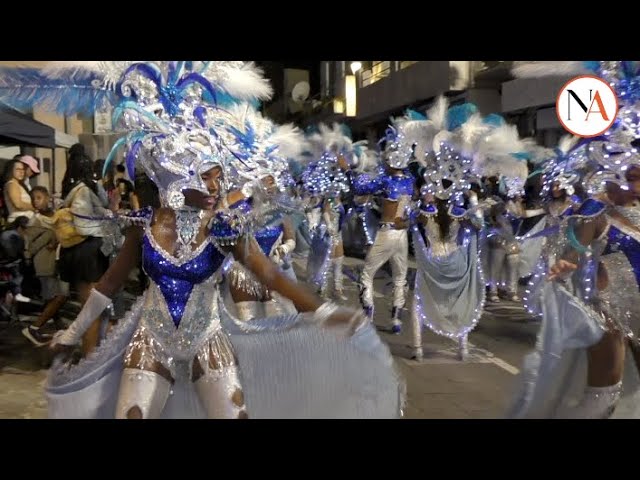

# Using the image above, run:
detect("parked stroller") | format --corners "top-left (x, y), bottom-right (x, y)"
top-left (0, 259), bottom-right (21, 325)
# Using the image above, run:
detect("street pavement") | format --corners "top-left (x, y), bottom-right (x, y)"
top-left (0, 256), bottom-right (539, 419)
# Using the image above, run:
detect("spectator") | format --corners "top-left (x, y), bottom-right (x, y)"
top-left (15, 155), bottom-right (40, 191)
top-left (22, 186), bottom-right (70, 346)
top-left (116, 177), bottom-right (140, 211)
top-left (3, 160), bottom-right (35, 223)
top-left (114, 163), bottom-right (128, 183)
top-left (59, 144), bottom-right (113, 355)
top-left (134, 171), bottom-right (160, 209)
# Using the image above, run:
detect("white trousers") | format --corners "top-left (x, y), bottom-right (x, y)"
top-left (361, 228), bottom-right (408, 310)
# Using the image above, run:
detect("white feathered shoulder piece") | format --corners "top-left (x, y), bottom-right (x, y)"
top-left (473, 123), bottom-right (529, 186)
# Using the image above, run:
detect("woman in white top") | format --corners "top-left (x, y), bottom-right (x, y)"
top-left (3, 160), bottom-right (35, 223)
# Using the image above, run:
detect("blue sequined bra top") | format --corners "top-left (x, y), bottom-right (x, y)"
top-left (227, 197), bottom-right (284, 256)
top-left (142, 233), bottom-right (226, 327)
top-left (603, 206), bottom-right (640, 290)
top-left (255, 224), bottom-right (284, 256)
top-left (353, 171), bottom-right (414, 201)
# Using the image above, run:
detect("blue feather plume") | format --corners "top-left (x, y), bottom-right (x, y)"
top-left (104, 136), bottom-right (129, 178)
top-left (583, 61), bottom-right (601, 73)
top-left (447, 103), bottom-right (478, 130)
top-left (0, 67), bottom-right (117, 116)
top-left (621, 61), bottom-right (637, 79)
top-left (125, 139), bottom-right (143, 181)
top-left (511, 152), bottom-right (531, 161)
top-left (339, 123), bottom-right (352, 139)
top-left (405, 109), bottom-right (426, 121)
top-left (483, 113), bottom-right (506, 127)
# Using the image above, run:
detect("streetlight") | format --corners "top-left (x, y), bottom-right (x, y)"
top-left (350, 62), bottom-right (362, 75)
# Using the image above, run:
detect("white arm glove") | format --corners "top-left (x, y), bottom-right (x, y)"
top-left (302, 302), bottom-right (368, 337)
top-left (523, 208), bottom-right (546, 218)
top-left (468, 191), bottom-right (479, 207)
top-left (275, 238), bottom-right (296, 258)
top-left (241, 181), bottom-right (256, 198)
top-left (52, 288), bottom-right (112, 346)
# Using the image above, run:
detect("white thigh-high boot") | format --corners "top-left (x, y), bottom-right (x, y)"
top-left (560, 382), bottom-right (623, 419)
top-left (409, 295), bottom-right (423, 361)
top-left (333, 256), bottom-right (346, 301)
top-left (505, 249), bottom-right (521, 302)
top-left (389, 229), bottom-right (409, 334)
top-left (458, 334), bottom-right (469, 361)
top-left (115, 368), bottom-right (172, 419)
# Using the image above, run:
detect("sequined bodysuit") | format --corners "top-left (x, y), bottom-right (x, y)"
top-left (227, 198), bottom-right (284, 298)
top-left (600, 204), bottom-right (640, 332)
top-left (128, 223), bottom-right (235, 379)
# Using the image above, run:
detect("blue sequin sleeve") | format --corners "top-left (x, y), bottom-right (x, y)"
top-left (118, 206), bottom-right (154, 227)
top-left (353, 172), bottom-right (383, 196)
top-left (209, 211), bottom-right (244, 247)
top-left (575, 198), bottom-right (607, 218)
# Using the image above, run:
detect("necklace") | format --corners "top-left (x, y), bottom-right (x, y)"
top-left (175, 207), bottom-right (204, 259)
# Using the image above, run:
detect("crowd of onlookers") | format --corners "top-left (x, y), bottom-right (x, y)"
top-left (0, 144), bottom-right (158, 349)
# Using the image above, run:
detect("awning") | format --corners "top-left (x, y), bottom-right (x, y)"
top-left (0, 103), bottom-right (56, 148)
top-left (54, 130), bottom-right (79, 148)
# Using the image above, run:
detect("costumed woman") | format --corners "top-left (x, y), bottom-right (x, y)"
top-left (405, 99), bottom-right (492, 361)
top-left (474, 119), bottom-right (533, 304)
top-left (302, 124), bottom-right (352, 301)
top-left (520, 137), bottom-right (583, 319)
top-left (341, 141), bottom-right (380, 259)
top-left (508, 60), bottom-right (640, 418)
top-left (219, 104), bottom-right (305, 321)
top-left (0, 61), bottom-right (403, 419)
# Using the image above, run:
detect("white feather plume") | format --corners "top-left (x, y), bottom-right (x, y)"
top-left (457, 113), bottom-right (492, 154)
top-left (474, 124), bottom-right (528, 181)
top-left (511, 61), bottom-right (589, 79)
top-left (520, 138), bottom-right (555, 166)
top-left (316, 123), bottom-right (353, 153)
top-left (432, 130), bottom-right (453, 154)
top-left (269, 123), bottom-right (308, 159)
top-left (41, 61), bottom-right (105, 77)
top-left (352, 141), bottom-right (379, 173)
top-left (305, 132), bottom-right (326, 159)
top-left (400, 119), bottom-right (436, 162)
top-left (478, 124), bottom-right (524, 157)
top-left (217, 62), bottom-right (273, 101)
top-left (557, 134), bottom-right (580, 154)
top-left (474, 154), bottom-right (529, 182)
top-left (221, 102), bottom-right (273, 138)
top-left (426, 95), bottom-right (448, 131)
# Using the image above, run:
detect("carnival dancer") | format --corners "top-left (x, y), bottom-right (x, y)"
top-left (508, 60), bottom-right (640, 418)
top-left (0, 61), bottom-right (403, 419)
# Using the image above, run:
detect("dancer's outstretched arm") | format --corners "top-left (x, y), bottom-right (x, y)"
top-left (233, 237), bottom-right (365, 335)
top-left (50, 227), bottom-right (143, 352)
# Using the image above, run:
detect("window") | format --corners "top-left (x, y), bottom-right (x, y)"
top-left (361, 61), bottom-right (391, 87)
top-left (399, 61), bottom-right (418, 70)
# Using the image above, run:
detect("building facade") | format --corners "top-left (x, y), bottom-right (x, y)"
top-left (298, 60), bottom-right (567, 147)
top-left (0, 61), bottom-right (120, 195)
